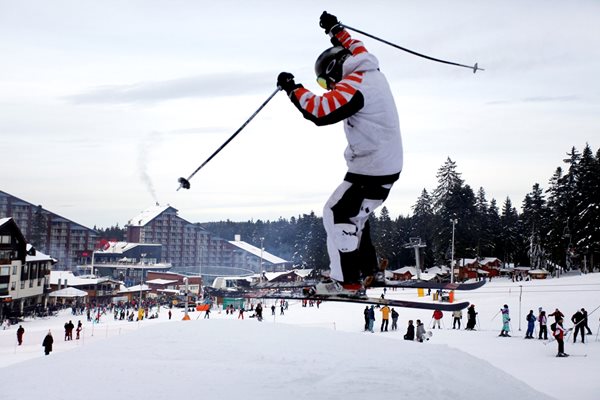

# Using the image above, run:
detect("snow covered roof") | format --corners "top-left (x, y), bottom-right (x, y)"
top-left (0, 217), bottom-right (10, 226)
top-left (145, 278), bottom-right (178, 285)
top-left (228, 239), bottom-right (288, 264)
top-left (120, 284), bottom-right (150, 293)
top-left (49, 271), bottom-right (118, 286)
top-left (127, 205), bottom-right (173, 227)
top-left (425, 266), bottom-right (450, 275)
top-left (48, 287), bottom-right (88, 298)
top-left (26, 244), bottom-right (55, 263)
top-left (293, 269), bottom-right (313, 278)
top-left (391, 267), bottom-right (417, 275)
top-left (479, 257), bottom-right (501, 265)
top-left (529, 269), bottom-right (550, 274)
top-left (410, 272), bottom-right (436, 281)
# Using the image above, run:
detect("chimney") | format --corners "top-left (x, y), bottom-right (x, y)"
top-left (234, 234), bottom-right (241, 242)
top-left (58, 279), bottom-right (62, 290)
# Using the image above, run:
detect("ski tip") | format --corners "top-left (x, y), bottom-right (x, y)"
top-left (177, 177), bottom-right (191, 190)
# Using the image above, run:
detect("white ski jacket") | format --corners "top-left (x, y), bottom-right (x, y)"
top-left (288, 28), bottom-right (403, 178)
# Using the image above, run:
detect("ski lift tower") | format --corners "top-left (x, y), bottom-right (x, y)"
top-left (404, 237), bottom-right (427, 280)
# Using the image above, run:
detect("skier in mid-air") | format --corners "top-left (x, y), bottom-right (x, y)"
top-left (277, 11), bottom-right (403, 295)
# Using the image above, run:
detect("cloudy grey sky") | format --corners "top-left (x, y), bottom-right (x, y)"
top-left (1, 0), bottom-right (599, 229)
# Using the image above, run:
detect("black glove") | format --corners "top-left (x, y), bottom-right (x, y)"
top-left (277, 72), bottom-right (300, 94)
top-left (319, 11), bottom-right (341, 35)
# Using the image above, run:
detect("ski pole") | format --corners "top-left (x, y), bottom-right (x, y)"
top-left (490, 309), bottom-right (501, 321)
top-left (177, 87), bottom-right (282, 190)
top-left (340, 23), bottom-right (484, 73)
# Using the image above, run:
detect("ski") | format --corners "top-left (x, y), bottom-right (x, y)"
top-left (204, 287), bottom-right (470, 311)
top-left (253, 279), bottom-right (485, 291)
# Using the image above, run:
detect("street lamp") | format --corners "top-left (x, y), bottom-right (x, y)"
top-left (140, 253), bottom-right (146, 307)
top-left (451, 219), bottom-right (458, 283)
top-left (260, 237), bottom-right (264, 279)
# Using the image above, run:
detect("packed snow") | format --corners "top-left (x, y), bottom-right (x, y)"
top-left (2, 272), bottom-right (599, 400)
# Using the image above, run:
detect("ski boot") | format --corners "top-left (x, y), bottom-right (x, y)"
top-left (308, 278), bottom-right (367, 298)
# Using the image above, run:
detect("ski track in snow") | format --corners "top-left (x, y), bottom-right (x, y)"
top-left (1, 272), bottom-right (599, 400)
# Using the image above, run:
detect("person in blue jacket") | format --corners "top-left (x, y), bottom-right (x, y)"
top-left (525, 310), bottom-right (536, 339)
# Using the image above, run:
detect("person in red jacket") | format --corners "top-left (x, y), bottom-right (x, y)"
top-left (432, 309), bottom-right (444, 329)
top-left (552, 317), bottom-right (569, 357)
top-left (277, 11), bottom-right (403, 296)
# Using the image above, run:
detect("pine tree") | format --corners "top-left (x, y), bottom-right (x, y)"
top-left (499, 197), bottom-right (521, 266)
top-left (432, 157), bottom-right (464, 213)
top-left (522, 183), bottom-right (550, 270)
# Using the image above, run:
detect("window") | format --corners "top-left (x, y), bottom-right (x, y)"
top-left (12, 266), bottom-right (17, 275)
top-left (0, 235), bottom-right (10, 244)
top-left (11, 282), bottom-right (16, 290)
top-left (0, 266), bottom-right (9, 276)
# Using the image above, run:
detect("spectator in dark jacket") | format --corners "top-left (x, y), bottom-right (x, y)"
top-left (404, 320), bottom-right (415, 340)
top-left (571, 309), bottom-right (585, 343)
top-left (42, 330), bottom-right (54, 355)
top-left (549, 308), bottom-right (564, 323)
top-left (466, 304), bottom-right (477, 330)
top-left (16, 325), bottom-right (25, 345)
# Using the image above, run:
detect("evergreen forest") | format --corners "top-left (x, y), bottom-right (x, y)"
top-left (96, 144), bottom-right (600, 273)
top-left (201, 144), bottom-right (600, 273)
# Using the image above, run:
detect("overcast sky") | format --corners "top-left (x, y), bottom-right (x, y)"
top-left (1, 0), bottom-right (599, 229)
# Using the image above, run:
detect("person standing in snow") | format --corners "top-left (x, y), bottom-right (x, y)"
top-left (537, 308), bottom-right (548, 340)
top-left (277, 11), bottom-right (403, 296)
top-left (571, 309), bottom-right (585, 343)
top-left (552, 317), bottom-right (568, 357)
top-left (16, 325), bottom-right (24, 345)
top-left (549, 308), bottom-right (564, 323)
top-left (368, 305), bottom-right (375, 333)
top-left (76, 320), bottom-right (82, 340)
top-left (499, 304), bottom-right (511, 337)
top-left (42, 330), bottom-right (53, 356)
top-left (391, 308), bottom-right (399, 331)
top-left (452, 309), bottom-right (462, 329)
top-left (432, 309), bottom-right (443, 329)
top-left (525, 310), bottom-right (536, 339)
top-left (363, 306), bottom-right (370, 331)
top-left (465, 304), bottom-right (477, 330)
top-left (380, 305), bottom-right (390, 332)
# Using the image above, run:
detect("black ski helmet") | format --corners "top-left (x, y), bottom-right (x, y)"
top-left (315, 46), bottom-right (351, 89)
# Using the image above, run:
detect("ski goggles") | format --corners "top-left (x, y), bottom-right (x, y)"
top-left (317, 76), bottom-right (329, 90)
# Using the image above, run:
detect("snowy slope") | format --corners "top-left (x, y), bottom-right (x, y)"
top-left (1, 272), bottom-right (599, 400)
